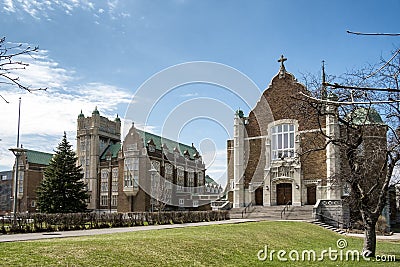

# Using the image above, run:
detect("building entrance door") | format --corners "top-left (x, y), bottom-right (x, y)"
top-left (277, 183), bottom-right (292, 205)
top-left (255, 187), bottom-right (263, 205)
top-left (307, 185), bottom-right (317, 205)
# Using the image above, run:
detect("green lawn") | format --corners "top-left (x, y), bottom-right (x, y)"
top-left (0, 221), bottom-right (398, 266)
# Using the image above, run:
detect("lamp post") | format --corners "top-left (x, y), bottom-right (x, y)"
top-left (9, 147), bottom-right (26, 225)
top-left (9, 97), bottom-right (24, 226)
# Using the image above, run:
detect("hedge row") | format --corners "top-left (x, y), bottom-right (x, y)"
top-left (0, 210), bottom-right (229, 234)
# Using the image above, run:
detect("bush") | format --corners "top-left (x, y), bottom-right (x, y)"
top-left (0, 210), bottom-right (229, 234)
top-left (376, 215), bottom-right (388, 234)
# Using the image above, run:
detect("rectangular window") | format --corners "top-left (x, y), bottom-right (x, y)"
top-left (112, 168), bottom-right (118, 193)
top-left (101, 169), bottom-right (109, 193)
top-left (165, 163), bottom-right (173, 189)
top-left (18, 172), bottom-right (23, 194)
top-left (100, 195), bottom-right (108, 206)
top-left (80, 140), bottom-right (86, 151)
top-left (124, 157), bottom-right (139, 188)
top-left (187, 169), bottom-right (194, 192)
top-left (271, 123), bottom-right (295, 160)
top-left (193, 200), bottom-right (199, 207)
top-left (126, 143), bottom-right (138, 151)
top-left (177, 167), bottom-right (184, 192)
top-left (111, 195), bottom-right (118, 206)
top-left (179, 199), bottom-right (184, 206)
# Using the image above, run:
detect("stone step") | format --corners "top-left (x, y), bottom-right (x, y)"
top-left (229, 205), bottom-right (314, 220)
top-left (311, 220), bottom-right (346, 235)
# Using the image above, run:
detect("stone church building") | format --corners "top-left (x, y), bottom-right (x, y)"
top-left (226, 56), bottom-right (386, 213)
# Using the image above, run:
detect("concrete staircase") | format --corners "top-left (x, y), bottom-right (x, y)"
top-left (311, 220), bottom-right (346, 235)
top-left (229, 205), bottom-right (314, 221)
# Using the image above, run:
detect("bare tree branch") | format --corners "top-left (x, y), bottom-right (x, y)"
top-left (347, 30), bottom-right (400, 36)
top-left (0, 37), bottom-right (47, 102)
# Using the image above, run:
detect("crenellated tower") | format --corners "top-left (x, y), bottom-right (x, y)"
top-left (76, 107), bottom-right (121, 210)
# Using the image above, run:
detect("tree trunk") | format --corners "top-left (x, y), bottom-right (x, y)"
top-left (362, 221), bottom-right (376, 258)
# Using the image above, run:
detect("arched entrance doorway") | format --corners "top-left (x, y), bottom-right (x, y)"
top-left (255, 187), bottom-right (263, 205)
top-left (276, 183), bottom-right (292, 205)
top-left (307, 185), bottom-right (317, 205)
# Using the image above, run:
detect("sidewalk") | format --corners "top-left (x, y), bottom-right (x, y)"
top-left (344, 232), bottom-right (400, 240)
top-left (2, 219), bottom-right (399, 243)
top-left (0, 219), bottom-right (257, 243)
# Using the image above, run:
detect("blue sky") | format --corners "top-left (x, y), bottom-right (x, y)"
top-left (1, 0), bottom-right (399, 186)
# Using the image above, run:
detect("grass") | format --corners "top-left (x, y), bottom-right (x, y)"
top-left (0, 221), bottom-right (399, 266)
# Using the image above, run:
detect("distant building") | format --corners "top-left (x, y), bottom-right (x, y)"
top-left (0, 170), bottom-right (12, 215)
top-left (10, 150), bottom-right (53, 213)
top-left (205, 175), bottom-right (223, 195)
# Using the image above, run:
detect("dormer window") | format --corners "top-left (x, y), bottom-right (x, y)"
top-left (271, 123), bottom-right (295, 160)
top-left (183, 150), bottom-right (190, 159)
top-left (147, 139), bottom-right (156, 152)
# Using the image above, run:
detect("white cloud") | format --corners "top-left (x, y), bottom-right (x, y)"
top-left (2, 0), bottom-right (96, 19)
top-left (2, 0), bottom-right (131, 22)
top-left (0, 48), bottom-right (132, 171)
top-left (3, 0), bottom-right (15, 12)
top-left (201, 148), bottom-right (227, 187)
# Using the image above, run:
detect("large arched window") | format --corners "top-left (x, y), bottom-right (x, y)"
top-left (271, 123), bottom-right (295, 160)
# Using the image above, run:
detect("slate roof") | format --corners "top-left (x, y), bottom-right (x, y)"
top-left (136, 129), bottom-right (199, 159)
top-left (205, 175), bottom-right (218, 186)
top-left (100, 143), bottom-right (121, 160)
top-left (25, 150), bottom-right (53, 166)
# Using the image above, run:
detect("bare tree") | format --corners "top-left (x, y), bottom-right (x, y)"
top-left (298, 48), bottom-right (400, 257)
top-left (0, 37), bottom-right (47, 102)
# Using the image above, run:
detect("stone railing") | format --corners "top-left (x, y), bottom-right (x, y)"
top-left (313, 199), bottom-right (350, 228)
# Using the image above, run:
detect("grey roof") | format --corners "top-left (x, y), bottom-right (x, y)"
top-left (136, 129), bottom-right (199, 159)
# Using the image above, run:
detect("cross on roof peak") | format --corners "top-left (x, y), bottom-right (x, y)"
top-left (278, 55), bottom-right (287, 78)
top-left (278, 54), bottom-right (287, 66)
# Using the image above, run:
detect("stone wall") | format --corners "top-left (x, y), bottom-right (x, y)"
top-left (313, 199), bottom-right (350, 228)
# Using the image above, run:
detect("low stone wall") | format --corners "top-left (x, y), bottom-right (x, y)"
top-left (313, 199), bottom-right (350, 228)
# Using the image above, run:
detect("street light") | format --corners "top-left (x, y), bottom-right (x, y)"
top-left (9, 97), bottom-right (24, 227)
top-left (9, 147), bottom-right (26, 226)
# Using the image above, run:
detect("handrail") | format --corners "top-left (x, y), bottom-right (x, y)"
top-left (316, 212), bottom-right (350, 228)
top-left (241, 202), bottom-right (253, 218)
top-left (280, 201), bottom-right (292, 219)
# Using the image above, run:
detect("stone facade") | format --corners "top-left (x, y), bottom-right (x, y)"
top-left (117, 124), bottom-right (209, 212)
top-left (77, 109), bottom-right (216, 213)
top-left (228, 57), bottom-right (327, 208)
top-left (227, 57), bottom-right (387, 211)
top-left (76, 107), bottom-right (121, 211)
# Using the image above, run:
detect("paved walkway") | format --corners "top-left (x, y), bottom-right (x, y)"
top-left (344, 232), bottom-right (400, 240)
top-left (0, 219), bottom-right (258, 243)
top-left (1, 219), bottom-right (399, 242)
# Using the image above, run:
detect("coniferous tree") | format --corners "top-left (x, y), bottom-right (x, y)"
top-left (37, 132), bottom-right (88, 213)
